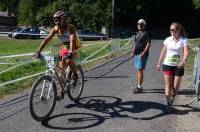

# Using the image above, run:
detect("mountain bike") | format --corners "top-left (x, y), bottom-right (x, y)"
top-left (29, 47), bottom-right (84, 121)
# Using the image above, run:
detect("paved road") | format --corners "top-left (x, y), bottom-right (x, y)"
top-left (0, 40), bottom-right (199, 132)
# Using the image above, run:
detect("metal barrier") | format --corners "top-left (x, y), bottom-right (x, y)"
top-left (0, 38), bottom-right (132, 88)
top-left (186, 46), bottom-right (200, 106)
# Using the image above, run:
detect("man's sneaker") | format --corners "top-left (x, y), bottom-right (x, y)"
top-left (56, 91), bottom-right (64, 101)
top-left (132, 86), bottom-right (143, 94)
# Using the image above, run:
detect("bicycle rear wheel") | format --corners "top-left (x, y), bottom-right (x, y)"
top-left (67, 65), bottom-right (84, 101)
top-left (29, 75), bottom-right (57, 121)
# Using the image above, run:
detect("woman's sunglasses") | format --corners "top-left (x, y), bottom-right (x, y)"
top-left (170, 28), bottom-right (176, 32)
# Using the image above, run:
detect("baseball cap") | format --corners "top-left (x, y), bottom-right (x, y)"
top-left (137, 19), bottom-right (147, 25)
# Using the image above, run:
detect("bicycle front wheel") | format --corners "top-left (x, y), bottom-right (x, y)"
top-left (67, 65), bottom-right (84, 101)
top-left (29, 75), bottom-right (57, 121)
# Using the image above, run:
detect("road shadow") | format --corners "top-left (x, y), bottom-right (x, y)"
top-left (142, 88), bottom-right (165, 94)
top-left (85, 75), bottom-right (130, 79)
top-left (67, 96), bottom-right (169, 120)
top-left (42, 95), bottom-right (200, 130)
top-left (142, 88), bottom-right (196, 96)
top-left (69, 96), bottom-right (200, 119)
top-left (41, 112), bottom-right (105, 130)
top-left (178, 89), bottom-right (196, 96)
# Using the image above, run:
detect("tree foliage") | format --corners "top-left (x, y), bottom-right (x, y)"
top-left (193, 0), bottom-right (200, 9)
top-left (10, 0), bottom-right (111, 31)
top-left (1, 0), bottom-right (200, 33)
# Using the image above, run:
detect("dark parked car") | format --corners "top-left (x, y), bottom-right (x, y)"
top-left (39, 29), bottom-right (49, 35)
top-left (8, 28), bottom-right (22, 38)
top-left (39, 29), bottom-right (49, 38)
top-left (77, 29), bottom-right (108, 40)
top-left (12, 27), bottom-right (40, 39)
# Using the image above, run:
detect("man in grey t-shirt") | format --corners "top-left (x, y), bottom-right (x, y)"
top-left (130, 19), bottom-right (151, 93)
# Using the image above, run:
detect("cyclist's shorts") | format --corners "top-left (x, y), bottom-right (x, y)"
top-left (60, 48), bottom-right (69, 57)
top-left (163, 64), bottom-right (184, 76)
top-left (134, 55), bottom-right (148, 70)
top-left (59, 48), bottom-right (73, 59)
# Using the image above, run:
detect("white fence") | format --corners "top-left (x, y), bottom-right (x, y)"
top-left (0, 38), bottom-right (132, 88)
top-left (193, 48), bottom-right (200, 96)
top-left (184, 46), bottom-right (200, 105)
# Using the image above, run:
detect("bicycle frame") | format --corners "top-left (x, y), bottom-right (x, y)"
top-left (39, 48), bottom-right (81, 100)
top-left (39, 55), bottom-right (65, 100)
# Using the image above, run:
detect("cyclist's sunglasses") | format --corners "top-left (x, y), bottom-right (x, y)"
top-left (53, 17), bottom-right (61, 23)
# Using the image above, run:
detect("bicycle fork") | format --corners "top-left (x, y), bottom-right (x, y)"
top-left (40, 69), bottom-right (56, 100)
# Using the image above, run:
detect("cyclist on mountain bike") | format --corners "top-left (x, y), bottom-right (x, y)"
top-left (35, 11), bottom-right (78, 98)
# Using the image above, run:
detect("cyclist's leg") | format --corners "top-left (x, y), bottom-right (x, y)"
top-left (65, 52), bottom-right (78, 76)
top-left (67, 58), bottom-right (77, 75)
top-left (58, 57), bottom-right (68, 97)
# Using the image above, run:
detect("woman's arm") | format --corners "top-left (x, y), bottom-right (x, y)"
top-left (178, 45), bottom-right (189, 68)
top-left (157, 45), bottom-right (167, 71)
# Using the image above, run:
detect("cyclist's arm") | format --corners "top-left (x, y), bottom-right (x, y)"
top-left (37, 27), bottom-right (56, 52)
top-left (69, 25), bottom-right (76, 53)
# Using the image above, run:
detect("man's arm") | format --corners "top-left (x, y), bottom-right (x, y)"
top-left (130, 34), bottom-right (136, 58)
top-left (140, 42), bottom-right (151, 58)
top-left (140, 31), bottom-right (151, 58)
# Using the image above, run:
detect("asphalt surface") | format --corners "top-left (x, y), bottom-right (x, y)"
top-left (0, 40), bottom-right (200, 132)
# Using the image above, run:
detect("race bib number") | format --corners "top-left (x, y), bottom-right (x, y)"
top-left (45, 56), bottom-right (55, 68)
top-left (166, 55), bottom-right (180, 65)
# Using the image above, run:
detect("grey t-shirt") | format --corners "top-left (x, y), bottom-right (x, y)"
top-left (134, 30), bottom-right (151, 55)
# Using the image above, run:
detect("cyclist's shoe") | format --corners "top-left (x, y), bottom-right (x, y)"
top-left (61, 91), bottom-right (64, 99)
top-left (72, 74), bottom-right (78, 87)
top-left (132, 86), bottom-right (143, 94)
top-left (170, 95), bottom-right (176, 105)
top-left (56, 91), bottom-right (64, 101)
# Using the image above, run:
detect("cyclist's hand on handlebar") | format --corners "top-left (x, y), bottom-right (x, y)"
top-left (68, 50), bottom-right (74, 56)
top-left (35, 51), bottom-right (42, 59)
top-left (68, 50), bottom-right (73, 54)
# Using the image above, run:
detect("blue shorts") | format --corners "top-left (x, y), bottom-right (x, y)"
top-left (134, 55), bottom-right (149, 70)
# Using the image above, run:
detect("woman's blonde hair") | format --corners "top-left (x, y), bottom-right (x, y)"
top-left (171, 22), bottom-right (187, 37)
